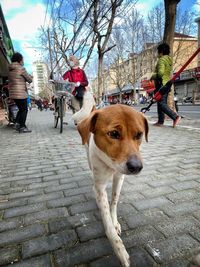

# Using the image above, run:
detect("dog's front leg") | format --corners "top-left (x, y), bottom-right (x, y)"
top-left (111, 173), bottom-right (124, 235)
top-left (94, 181), bottom-right (130, 267)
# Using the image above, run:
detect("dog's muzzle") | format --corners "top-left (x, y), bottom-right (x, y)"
top-left (126, 155), bottom-right (143, 174)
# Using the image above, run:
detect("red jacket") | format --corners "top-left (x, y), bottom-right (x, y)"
top-left (63, 68), bottom-right (88, 95)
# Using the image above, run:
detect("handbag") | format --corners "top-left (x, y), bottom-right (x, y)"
top-left (75, 85), bottom-right (85, 99)
top-left (70, 70), bottom-right (85, 100)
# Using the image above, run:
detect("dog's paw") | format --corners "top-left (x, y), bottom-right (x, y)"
top-left (115, 221), bottom-right (122, 236)
top-left (113, 238), bottom-right (130, 267)
top-left (121, 249), bottom-right (130, 267)
top-left (118, 246), bottom-right (130, 267)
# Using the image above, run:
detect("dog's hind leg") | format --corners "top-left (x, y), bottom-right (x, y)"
top-left (111, 173), bottom-right (124, 235)
top-left (94, 180), bottom-right (130, 267)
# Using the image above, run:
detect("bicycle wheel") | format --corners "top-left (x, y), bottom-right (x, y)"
top-left (59, 97), bottom-right (64, 133)
top-left (54, 107), bottom-right (59, 128)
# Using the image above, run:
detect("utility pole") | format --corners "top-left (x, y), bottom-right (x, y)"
top-left (47, 27), bottom-right (54, 79)
top-left (195, 17), bottom-right (200, 67)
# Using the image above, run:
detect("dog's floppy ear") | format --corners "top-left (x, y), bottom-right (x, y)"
top-left (77, 111), bottom-right (98, 145)
top-left (142, 114), bottom-right (149, 142)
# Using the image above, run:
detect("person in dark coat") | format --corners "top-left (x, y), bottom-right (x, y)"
top-left (8, 52), bottom-right (32, 132)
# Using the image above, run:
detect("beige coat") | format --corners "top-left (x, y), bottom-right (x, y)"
top-left (8, 62), bottom-right (32, 99)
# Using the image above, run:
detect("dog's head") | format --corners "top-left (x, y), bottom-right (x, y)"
top-left (77, 104), bottom-right (148, 175)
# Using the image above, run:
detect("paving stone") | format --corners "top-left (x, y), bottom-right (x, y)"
top-left (0, 218), bottom-right (21, 232)
top-left (120, 192), bottom-right (145, 203)
top-left (161, 260), bottom-right (189, 267)
top-left (28, 180), bottom-right (59, 189)
top-left (190, 229), bottom-right (200, 242)
top-left (48, 217), bottom-right (73, 233)
top-left (171, 181), bottom-right (200, 191)
top-left (24, 207), bottom-right (68, 225)
top-left (0, 186), bottom-right (27, 195)
top-left (9, 189), bottom-right (43, 200)
top-left (43, 173), bottom-right (72, 182)
top-left (128, 246), bottom-right (157, 267)
top-left (118, 203), bottom-right (137, 216)
top-left (126, 209), bottom-right (169, 229)
top-left (69, 200), bottom-right (97, 215)
top-left (12, 178), bottom-right (42, 186)
top-left (64, 185), bottom-right (92, 197)
top-left (77, 221), bottom-right (105, 241)
top-left (123, 225), bottom-right (165, 248)
top-left (142, 186), bottom-right (175, 198)
top-left (28, 191), bottom-right (64, 204)
top-left (0, 223), bottom-right (45, 247)
top-left (22, 229), bottom-right (77, 258)
top-left (62, 213), bottom-right (97, 229)
top-left (0, 198), bottom-right (28, 210)
top-left (6, 254), bottom-right (51, 267)
top-left (44, 182), bottom-right (78, 193)
top-left (146, 234), bottom-right (200, 263)
top-left (152, 175), bottom-right (177, 184)
top-left (89, 254), bottom-right (121, 267)
top-left (4, 202), bottom-right (46, 218)
top-left (47, 194), bottom-right (85, 208)
top-left (166, 189), bottom-right (200, 204)
top-left (54, 237), bottom-right (112, 266)
top-left (0, 247), bottom-right (19, 266)
top-left (162, 201), bottom-right (200, 217)
top-left (155, 215), bottom-right (200, 237)
top-left (133, 196), bottom-right (171, 211)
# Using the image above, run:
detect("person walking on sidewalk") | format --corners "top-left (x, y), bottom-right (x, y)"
top-left (151, 43), bottom-right (181, 127)
top-left (8, 52), bottom-right (32, 133)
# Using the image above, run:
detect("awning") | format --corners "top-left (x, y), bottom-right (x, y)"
top-left (107, 88), bottom-right (120, 95)
top-left (122, 84), bottom-right (132, 92)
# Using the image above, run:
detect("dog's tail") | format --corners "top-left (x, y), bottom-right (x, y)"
top-left (72, 91), bottom-right (96, 123)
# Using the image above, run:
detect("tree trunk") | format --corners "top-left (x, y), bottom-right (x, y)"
top-left (163, 0), bottom-right (180, 111)
top-left (163, 0), bottom-right (179, 50)
top-left (97, 54), bottom-right (104, 104)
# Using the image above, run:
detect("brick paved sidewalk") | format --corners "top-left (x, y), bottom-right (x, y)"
top-left (0, 108), bottom-right (200, 267)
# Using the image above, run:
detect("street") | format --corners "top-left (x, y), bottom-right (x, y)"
top-left (135, 104), bottom-right (200, 120)
top-left (0, 108), bottom-right (200, 267)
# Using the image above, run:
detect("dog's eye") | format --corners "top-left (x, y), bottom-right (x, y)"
top-left (135, 132), bottom-right (143, 140)
top-left (107, 130), bottom-right (120, 139)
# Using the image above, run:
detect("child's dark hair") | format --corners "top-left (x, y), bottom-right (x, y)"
top-left (11, 52), bottom-right (23, 63)
top-left (157, 43), bottom-right (170, 55)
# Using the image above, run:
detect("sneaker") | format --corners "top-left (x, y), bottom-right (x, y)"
top-left (153, 122), bottom-right (164, 127)
top-left (173, 116), bottom-right (181, 128)
top-left (18, 127), bottom-right (32, 133)
top-left (13, 123), bottom-right (20, 130)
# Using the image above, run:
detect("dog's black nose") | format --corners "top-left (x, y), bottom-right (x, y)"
top-left (126, 155), bottom-right (143, 174)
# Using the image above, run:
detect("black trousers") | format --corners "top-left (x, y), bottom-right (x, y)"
top-left (14, 99), bottom-right (28, 128)
top-left (157, 93), bottom-right (178, 124)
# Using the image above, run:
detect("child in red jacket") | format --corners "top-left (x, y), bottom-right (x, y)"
top-left (63, 55), bottom-right (88, 113)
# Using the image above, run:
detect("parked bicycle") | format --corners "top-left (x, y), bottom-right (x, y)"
top-left (51, 80), bottom-right (75, 133)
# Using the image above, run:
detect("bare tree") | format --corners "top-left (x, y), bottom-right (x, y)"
top-left (39, 0), bottom-right (97, 77)
top-left (105, 29), bottom-right (130, 102)
top-left (91, 0), bottom-right (128, 102)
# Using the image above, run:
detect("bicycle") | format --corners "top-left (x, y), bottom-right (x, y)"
top-left (52, 80), bottom-right (75, 134)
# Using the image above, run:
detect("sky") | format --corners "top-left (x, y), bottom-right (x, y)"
top-left (0, 0), bottom-right (199, 73)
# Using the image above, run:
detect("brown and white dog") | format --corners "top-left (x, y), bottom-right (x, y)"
top-left (76, 103), bottom-right (148, 267)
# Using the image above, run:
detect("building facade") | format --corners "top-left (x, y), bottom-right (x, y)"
top-left (91, 32), bottom-right (199, 104)
top-left (32, 61), bottom-right (52, 100)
